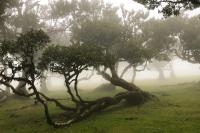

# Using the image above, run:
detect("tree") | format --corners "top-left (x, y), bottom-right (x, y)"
top-left (0, 0), bottom-right (14, 39)
top-left (0, 0), bottom-right (43, 39)
top-left (38, 43), bottom-right (155, 127)
top-left (0, 0), bottom-right (182, 127)
top-left (0, 0), bottom-right (19, 95)
top-left (134, 0), bottom-right (200, 17)
top-left (0, 30), bottom-right (50, 93)
top-left (117, 6), bottom-right (150, 83)
top-left (0, 0), bottom-right (185, 127)
top-left (141, 14), bottom-right (200, 75)
top-left (1, 30), bottom-right (127, 127)
top-left (48, 0), bottom-right (177, 98)
top-left (37, 10), bottom-right (177, 125)
top-left (151, 15), bottom-right (200, 65)
top-left (0, 30), bottom-right (68, 126)
top-left (69, 0), bottom-right (178, 101)
top-left (147, 60), bottom-right (167, 80)
top-left (175, 16), bottom-right (200, 64)
top-left (0, 0), bottom-right (48, 94)
top-left (147, 60), bottom-right (176, 80)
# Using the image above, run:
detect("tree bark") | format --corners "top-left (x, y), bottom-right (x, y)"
top-left (110, 76), bottom-right (140, 92)
top-left (131, 66), bottom-right (136, 83)
top-left (120, 64), bottom-right (132, 78)
top-left (47, 91), bottom-right (154, 128)
top-left (99, 64), bottom-right (143, 93)
top-left (4, 68), bottom-right (10, 94)
top-left (16, 70), bottom-right (28, 95)
top-left (97, 64), bottom-right (155, 105)
top-left (119, 64), bottom-right (137, 83)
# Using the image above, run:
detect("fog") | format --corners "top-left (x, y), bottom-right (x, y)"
top-left (36, 0), bottom-right (200, 91)
top-left (1, 0), bottom-right (200, 92)
top-left (45, 59), bottom-right (200, 90)
top-left (1, 0), bottom-right (200, 131)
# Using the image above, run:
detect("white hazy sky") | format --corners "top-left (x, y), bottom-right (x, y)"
top-left (38, 0), bottom-right (200, 89)
top-left (40, 0), bottom-right (145, 10)
top-left (105, 0), bottom-right (144, 10)
top-left (40, 0), bottom-right (200, 17)
top-left (40, 0), bottom-right (162, 17)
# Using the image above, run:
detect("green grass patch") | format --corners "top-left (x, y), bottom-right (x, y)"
top-left (1, 81), bottom-right (200, 133)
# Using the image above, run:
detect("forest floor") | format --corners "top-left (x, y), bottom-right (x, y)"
top-left (1, 77), bottom-right (200, 133)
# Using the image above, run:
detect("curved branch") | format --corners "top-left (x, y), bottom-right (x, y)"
top-left (120, 64), bottom-right (132, 78)
top-left (135, 61), bottom-right (148, 72)
top-left (74, 73), bottom-right (84, 104)
top-left (38, 92), bottom-right (75, 111)
top-left (48, 91), bottom-right (154, 127)
top-left (0, 80), bottom-right (34, 97)
top-left (131, 67), bottom-right (136, 83)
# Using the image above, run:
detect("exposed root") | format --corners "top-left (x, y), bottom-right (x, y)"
top-left (48, 91), bottom-right (156, 128)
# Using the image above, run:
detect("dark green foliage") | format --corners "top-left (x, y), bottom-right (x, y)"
top-left (0, 0), bottom-right (17, 40)
top-left (0, 29), bottom-right (50, 83)
top-left (70, 3), bottom-right (176, 68)
top-left (49, 0), bottom-right (175, 73)
top-left (70, 1), bottom-right (122, 49)
top-left (0, 0), bottom-right (44, 41)
top-left (117, 37), bottom-right (151, 65)
top-left (134, 0), bottom-right (200, 17)
top-left (74, 19), bottom-right (123, 48)
top-left (178, 16), bottom-right (200, 63)
top-left (1, 30), bottom-right (50, 58)
top-left (71, 12), bottom-right (147, 67)
top-left (40, 44), bottom-right (105, 72)
top-left (1, 0), bottom-right (186, 127)
top-left (141, 18), bottom-right (176, 61)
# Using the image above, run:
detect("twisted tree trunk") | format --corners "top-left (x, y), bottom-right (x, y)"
top-left (16, 70), bottom-right (27, 94)
top-left (4, 68), bottom-right (10, 94)
top-left (98, 64), bottom-right (152, 103)
top-left (120, 64), bottom-right (137, 83)
top-left (120, 64), bottom-right (132, 78)
top-left (99, 65), bottom-right (140, 92)
top-left (50, 91), bottom-right (153, 127)
top-left (131, 66), bottom-right (136, 83)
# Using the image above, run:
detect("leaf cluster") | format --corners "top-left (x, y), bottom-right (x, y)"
top-left (1, 29), bottom-right (50, 58)
top-left (39, 44), bottom-right (105, 73)
top-left (134, 0), bottom-right (200, 17)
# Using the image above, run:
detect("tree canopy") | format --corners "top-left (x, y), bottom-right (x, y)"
top-left (0, 0), bottom-right (200, 128)
top-left (135, 0), bottom-right (200, 16)
top-left (175, 16), bottom-right (200, 64)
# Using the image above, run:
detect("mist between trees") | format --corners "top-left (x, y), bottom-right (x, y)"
top-left (0, 0), bottom-right (199, 128)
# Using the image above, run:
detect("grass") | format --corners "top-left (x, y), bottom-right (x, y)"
top-left (1, 80), bottom-right (200, 133)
